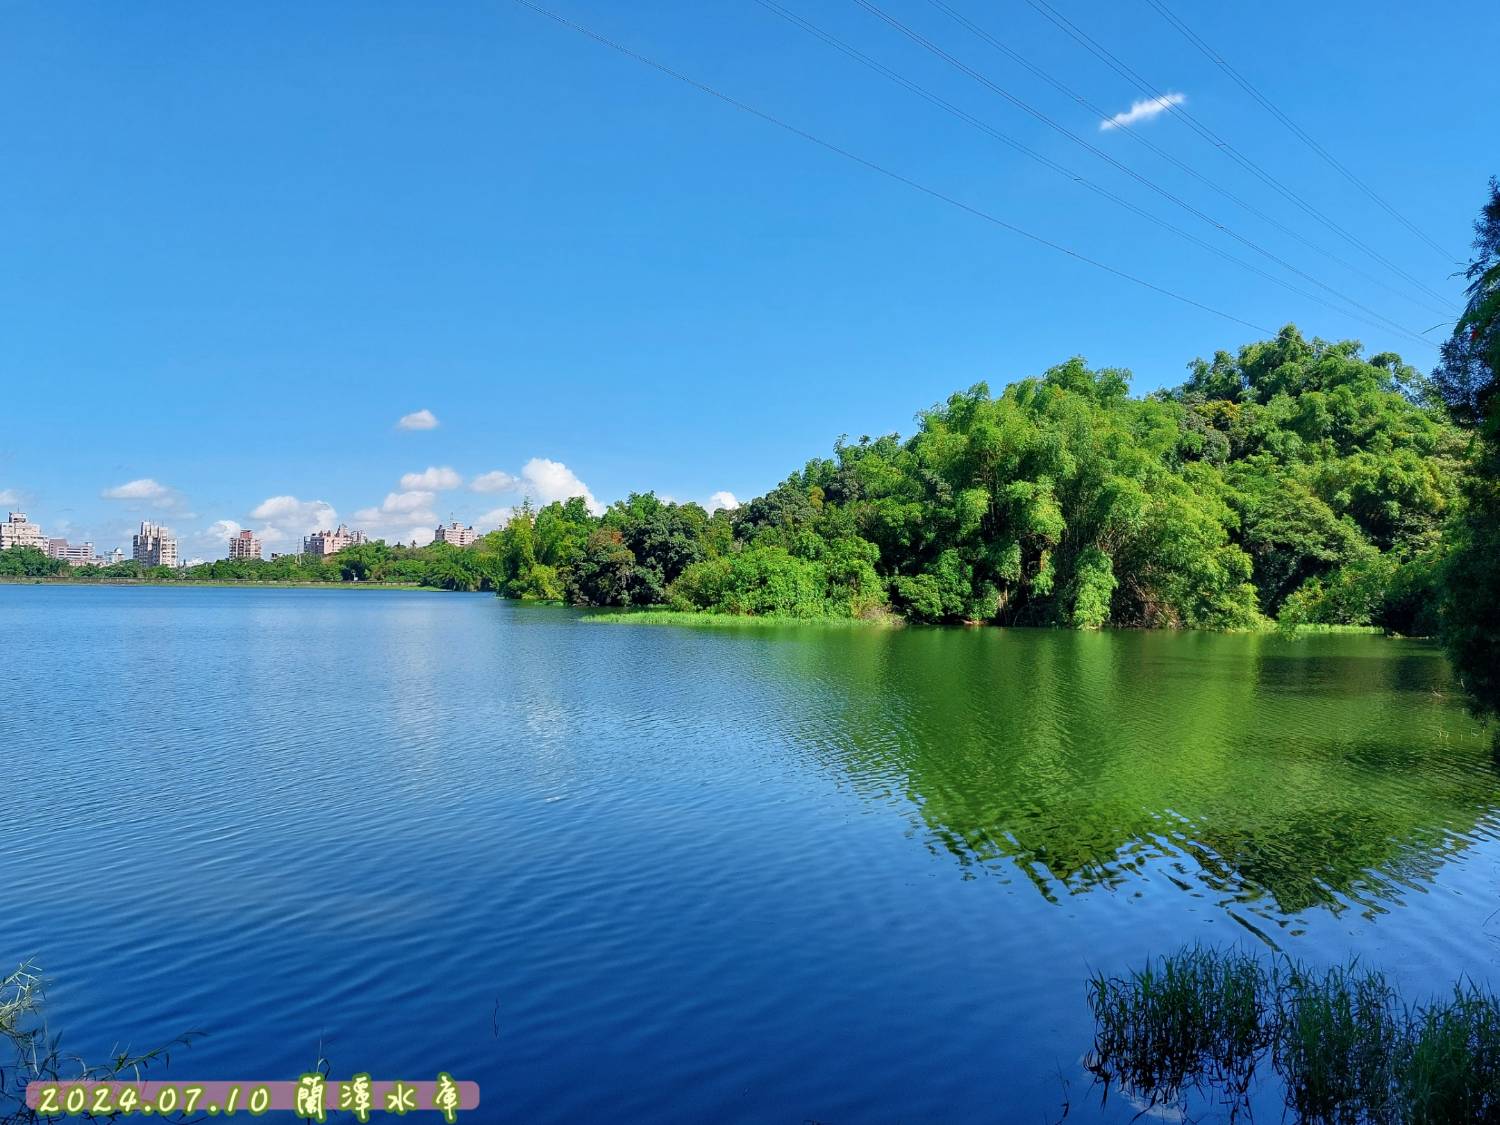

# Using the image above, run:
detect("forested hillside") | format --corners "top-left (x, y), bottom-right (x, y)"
top-left (488, 325), bottom-right (1463, 631)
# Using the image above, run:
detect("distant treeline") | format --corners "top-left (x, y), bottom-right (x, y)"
top-left (0, 540), bottom-right (500, 590)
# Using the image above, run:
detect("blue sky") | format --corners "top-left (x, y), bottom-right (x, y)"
top-left (2, 0), bottom-right (1493, 559)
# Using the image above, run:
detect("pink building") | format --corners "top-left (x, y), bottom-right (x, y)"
top-left (228, 529), bottom-right (263, 560)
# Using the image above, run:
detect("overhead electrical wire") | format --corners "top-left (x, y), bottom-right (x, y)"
top-left (917, 0), bottom-right (1452, 321)
top-left (751, 0), bottom-right (1435, 349)
top-left (1140, 0), bottom-right (1456, 264)
top-left (846, 0), bottom-right (1436, 347)
top-left (508, 0), bottom-right (1272, 334)
top-left (1015, 0), bottom-right (1456, 313)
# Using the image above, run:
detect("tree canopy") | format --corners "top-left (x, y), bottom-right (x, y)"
top-left (476, 326), bottom-right (1463, 634)
top-left (1433, 178), bottom-right (1500, 730)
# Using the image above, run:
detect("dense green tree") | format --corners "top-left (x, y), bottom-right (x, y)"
top-left (0, 547), bottom-right (68, 578)
top-left (567, 528), bottom-right (638, 606)
top-left (603, 493), bottom-right (710, 604)
top-left (1435, 179), bottom-right (1500, 730)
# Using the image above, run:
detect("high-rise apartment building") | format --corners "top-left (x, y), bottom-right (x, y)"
top-left (303, 524), bottom-right (367, 556)
top-left (228, 529), bottom-right (262, 560)
top-left (132, 521), bottom-right (178, 568)
top-left (0, 512), bottom-right (46, 551)
top-left (433, 521), bottom-right (478, 547)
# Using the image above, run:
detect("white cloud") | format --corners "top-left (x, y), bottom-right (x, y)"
top-left (378, 490), bottom-right (437, 515)
top-left (246, 496), bottom-right (335, 550)
top-left (102, 478), bottom-right (169, 501)
top-left (331, 457), bottom-right (600, 544)
top-left (475, 506), bottom-right (514, 531)
top-left (1100, 91), bottom-right (1186, 131)
top-left (707, 490), bottom-right (740, 512)
top-left (469, 470), bottom-right (520, 494)
top-left (101, 478), bottom-right (187, 510)
top-left (466, 459), bottom-right (601, 513)
top-left (351, 490), bottom-right (440, 542)
top-left (399, 466), bottom-right (463, 491)
top-left (250, 495), bottom-right (337, 532)
top-left (396, 408), bottom-right (439, 431)
top-left (518, 458), bottom-right (602, 515)
top-left (185, 519), bottom-right (242, 559)
top-left (0, 489), bottom-right (18, 506)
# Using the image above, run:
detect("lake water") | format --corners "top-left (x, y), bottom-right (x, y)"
top-left (5, 585), bottom-right (1499, 1121)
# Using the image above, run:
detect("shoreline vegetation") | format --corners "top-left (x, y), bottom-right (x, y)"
top-left (475, 325), bottom-right (1469, 640)
top-left (578, 607), bottom-right (903, 629)
top-left (0, 322), bottom-right (1478, 646)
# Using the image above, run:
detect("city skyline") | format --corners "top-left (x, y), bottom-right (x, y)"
top-left (2, 439), bottom-right (743, 564)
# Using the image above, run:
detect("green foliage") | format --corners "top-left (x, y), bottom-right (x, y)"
top-left (670, 546), bottom-right (828, 618)
top-left (1434, 180), bottom-right (1500, 734)
top-left (0, 547), bottom-right (68, 578)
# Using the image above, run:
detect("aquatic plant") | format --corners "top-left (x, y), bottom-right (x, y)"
top-left (1086, 944), bottom-right (1272, 1115)
top-left (1086, 945), bottom-right (1500, 1123)
top-left (1275, 961), bottom-right (1404, 1123)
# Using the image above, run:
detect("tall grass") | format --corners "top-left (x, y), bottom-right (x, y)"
top-left (1086, 945), bottom-right (1271, 1114)
top-left (1, 962), bottom-right (201, 1124)
top-left (1276, 961), bottom-right (1404, 1123)
top-left (1086, 945), bottom-right (1500, 1122)
top-left (1402, 985), bottom-right (1500, 1123)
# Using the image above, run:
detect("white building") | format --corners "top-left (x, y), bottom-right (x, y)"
top-left (227, 529), bottom-right (262, 560)
top-left (0, 512), bottom-right (46, 551)
top-left (47, 538), bottom-right (95, 566)
top-left (433, 521), bottom-right (478, 548)
top-left (132, 521), bottom-right (178, 568)
top-left (303, 524), bottom-right (367, 556)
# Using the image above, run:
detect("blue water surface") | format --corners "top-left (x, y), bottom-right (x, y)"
top-left (5, 585), bottom-right (1499, 1121)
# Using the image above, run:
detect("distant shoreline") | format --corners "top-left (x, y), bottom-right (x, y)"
top-left (0, 577), bottom-right (443, 591)
top-left (0, 579), bottom-right (1409, 632)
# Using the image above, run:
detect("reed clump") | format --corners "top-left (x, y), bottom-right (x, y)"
top-left (1087, 944), bottom-right (1500, 1123)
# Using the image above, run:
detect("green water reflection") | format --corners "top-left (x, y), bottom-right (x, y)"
top-left (778, 629), bottom-right (1498, 921)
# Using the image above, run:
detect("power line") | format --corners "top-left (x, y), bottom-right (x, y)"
top-left (917, 0), bottom-right (1452, 321)
top-left (508, 0), bottom-right (1272, 335)
top-left (1140, 0), bottom-right (1456, 264)
top-left (751, 0), bottom-right (1434, 349)
top-left (847, 0), bottom-right (1434, 347)
top-left (1016, 0), bottom-right (1455, 313)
